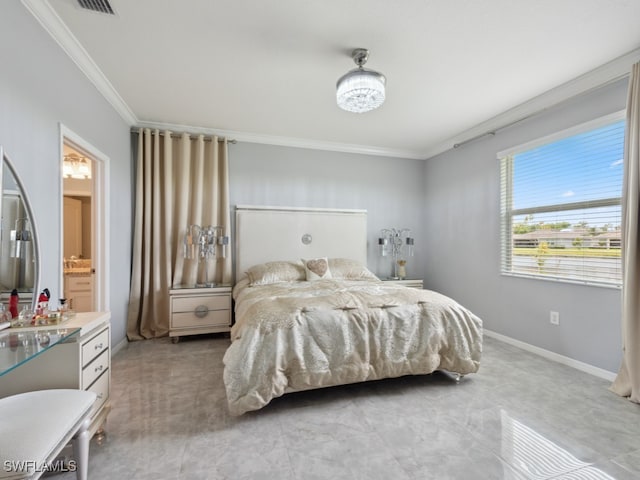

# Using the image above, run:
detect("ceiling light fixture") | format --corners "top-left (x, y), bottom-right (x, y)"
top-left (336, 48), bottom-right (386, 113)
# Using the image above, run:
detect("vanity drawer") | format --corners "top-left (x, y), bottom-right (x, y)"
top-left (82, 328), bottom-right (109, 367)
top-left (171, 309), bottom-right (230, 329)
top-left (66, 276), bottom-right (93, 291)
top-left (87, 370), bottom-right (109, 417)
top-left (172, 295), bottom-right (230, 313)
top-left (82, 348), bottom-right (109, 388)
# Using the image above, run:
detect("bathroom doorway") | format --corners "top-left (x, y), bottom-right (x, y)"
top-left (62, 144), bottom-right (94, 311)
top-left (60, 126), bottom-right (109, 313)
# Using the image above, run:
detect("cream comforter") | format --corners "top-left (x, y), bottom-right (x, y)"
top-left (223, 279), bottom-right (482, 415)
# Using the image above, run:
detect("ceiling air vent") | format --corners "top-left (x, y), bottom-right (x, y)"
top-left (77, 0), bottom-right (115, 15)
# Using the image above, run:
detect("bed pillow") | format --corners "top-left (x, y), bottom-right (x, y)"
top-left (246, 260), bottom-right (305, 286)
top-left (328, 258), bottom-right (380, 281)
top-left (302, 257), bottom-right (332, 281)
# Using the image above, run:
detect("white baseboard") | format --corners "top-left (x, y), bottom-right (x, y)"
top-left (111, 337), bottom-right (128, 356)
top-left (483, 329), bottom-right (617, 382)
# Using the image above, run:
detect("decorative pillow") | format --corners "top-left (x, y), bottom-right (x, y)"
top-left (302, 257), bottom-right (332, 281)
top-left (328, 258), bottom-right (380, 281)
top-left (246, 261), bottom-right (305, 286)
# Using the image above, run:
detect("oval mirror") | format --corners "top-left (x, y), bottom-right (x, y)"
top-left (0, 147), bottom-right (39, 311)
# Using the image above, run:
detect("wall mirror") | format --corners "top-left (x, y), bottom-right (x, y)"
top-left (0, 147), bottom-right (39, 310)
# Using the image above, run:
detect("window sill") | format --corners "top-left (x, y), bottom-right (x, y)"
top-left (500, 272), bottom-right (622, 290)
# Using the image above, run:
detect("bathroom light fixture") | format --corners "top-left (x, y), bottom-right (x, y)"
top-left (336, 48), bottom-right (386, 113)
top-left (63, 153), bottom-right (91, 179)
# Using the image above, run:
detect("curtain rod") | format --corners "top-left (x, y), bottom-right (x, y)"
top-left (131, 128), bottom-right (236, 144)
top-left (453, 72), bottom-right (630, 149)
top-left (452, 109), bottom-right (548, 149)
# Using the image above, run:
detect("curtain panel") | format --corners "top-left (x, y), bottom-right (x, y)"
top-left (127, 129), bottom-right (232, 340)
top-left (611, 62), bottom-right (640, 403)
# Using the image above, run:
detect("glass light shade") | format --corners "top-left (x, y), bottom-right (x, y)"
top-left (336, 68), bottom-right (386, 113)
top-left (63, 155), bottom-right (92, 179)
top-left (77, 159), bottom-right (91, 178)
top-left (63, 162), bottom-right (74, 178)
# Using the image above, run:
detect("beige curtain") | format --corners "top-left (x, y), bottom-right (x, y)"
top-left (127, 129), bottom-right (232, 340)
top-left (611, 62), bottom-right (640, 403)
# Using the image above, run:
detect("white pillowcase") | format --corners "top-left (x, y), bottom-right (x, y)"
top-left (246, 260), bottom-right (305, 286)
top-left (328, 258), bottom-right (379, 281)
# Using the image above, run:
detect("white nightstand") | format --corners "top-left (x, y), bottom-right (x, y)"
top-left (169, 285), bottom-right (232, 342)
top-left (382, 278), bottom-right (424, 289)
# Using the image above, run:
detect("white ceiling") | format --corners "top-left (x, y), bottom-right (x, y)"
top-left (27, 0), bottom-right (640, 159)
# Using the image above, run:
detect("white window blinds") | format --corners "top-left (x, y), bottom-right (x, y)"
top-left (499, 113), bottom-right (624, 287)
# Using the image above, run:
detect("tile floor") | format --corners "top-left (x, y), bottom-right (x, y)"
top-left (57, 335), bottom-right (640, 480)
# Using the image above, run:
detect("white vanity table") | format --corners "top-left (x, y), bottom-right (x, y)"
top-left (0, 148), bottom-right (112, 443)
top-left (0, 311), bottom-right (111, 441)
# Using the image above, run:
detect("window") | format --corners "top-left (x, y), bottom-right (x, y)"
top-left (499, 112), bottom-right (624, 287)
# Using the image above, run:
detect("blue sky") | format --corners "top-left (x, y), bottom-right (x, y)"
top-left (512, 120), bottom-right (624, 228)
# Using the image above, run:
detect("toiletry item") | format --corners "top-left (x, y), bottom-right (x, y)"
top-left (47, 311), bottom-right (60, 325)
top-left (0, 305), bottom-right (10, 330)
top-left (16, 305), bottom-right (32, 327)
top-left (9, 289), bottom-right (19, 319)
top-left (36, 289), bottom-right (50, 317)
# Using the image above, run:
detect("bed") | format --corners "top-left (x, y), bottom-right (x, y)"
top-left (223, 206), bottom-right (482, 416)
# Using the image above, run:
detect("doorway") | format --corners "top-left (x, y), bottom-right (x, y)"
top-left (62, 145), bottom-right (94, 311)
top-left (60, 126), bottom-right (109, 313)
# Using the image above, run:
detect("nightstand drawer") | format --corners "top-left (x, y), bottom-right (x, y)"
top-left (171, 309), bottom-right (230, 329)
top-left (82, 348), bottom-right (109, 388)
top-left (172, 295), bottom-right (230, 314)
top-left (169, 286), bottom-right (232, 339)
top-left (82, 328), bottom-right (109, 367)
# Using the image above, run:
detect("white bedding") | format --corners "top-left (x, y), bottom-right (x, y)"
top-left (223, 278), bottom-right (482, 415)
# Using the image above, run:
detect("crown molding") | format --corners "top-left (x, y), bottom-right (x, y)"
top-left (134, 121), bottom-right (426, 160)
top-left (422, 47), bottom-right (640, 160)
top-left (21, 0), bottom-right (425, 160)
top-left (21, 0), bottom-right (138, 125)
top-left (23, 1), bottom-right (640, 161)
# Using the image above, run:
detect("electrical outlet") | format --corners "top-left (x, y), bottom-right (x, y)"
top-left (550, 311), bottom-right (560, 325)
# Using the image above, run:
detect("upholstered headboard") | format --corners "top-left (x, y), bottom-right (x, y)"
top-left (235, 205), bottom-right (367, 280)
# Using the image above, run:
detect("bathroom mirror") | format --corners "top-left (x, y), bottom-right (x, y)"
top-left (0, 146), bottom-right (39, 310)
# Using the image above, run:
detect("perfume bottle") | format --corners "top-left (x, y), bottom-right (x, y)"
top-left (9, 289), bottom-right (19, 320)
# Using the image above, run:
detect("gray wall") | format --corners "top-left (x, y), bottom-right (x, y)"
top-left (229, 142), bottom-right (427, 280)
top-left (423, 79), bottom-right (628, 374)
top-left (3, 2), bottom-right (627, 376)
top-left (0, 2), bottom-right (132, 345)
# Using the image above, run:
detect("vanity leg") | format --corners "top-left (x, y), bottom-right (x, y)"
top-left (94, 424), bottom-right (107, 445)
top-left (73, 418), bottom-right (91, 480)
top-left (171, 336), bottom-right (180, 344)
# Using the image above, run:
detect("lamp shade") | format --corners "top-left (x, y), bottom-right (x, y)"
top-left (336, 48), bottom-right (386, 113)
top-left (336, 69), bottom-right (386, 113)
